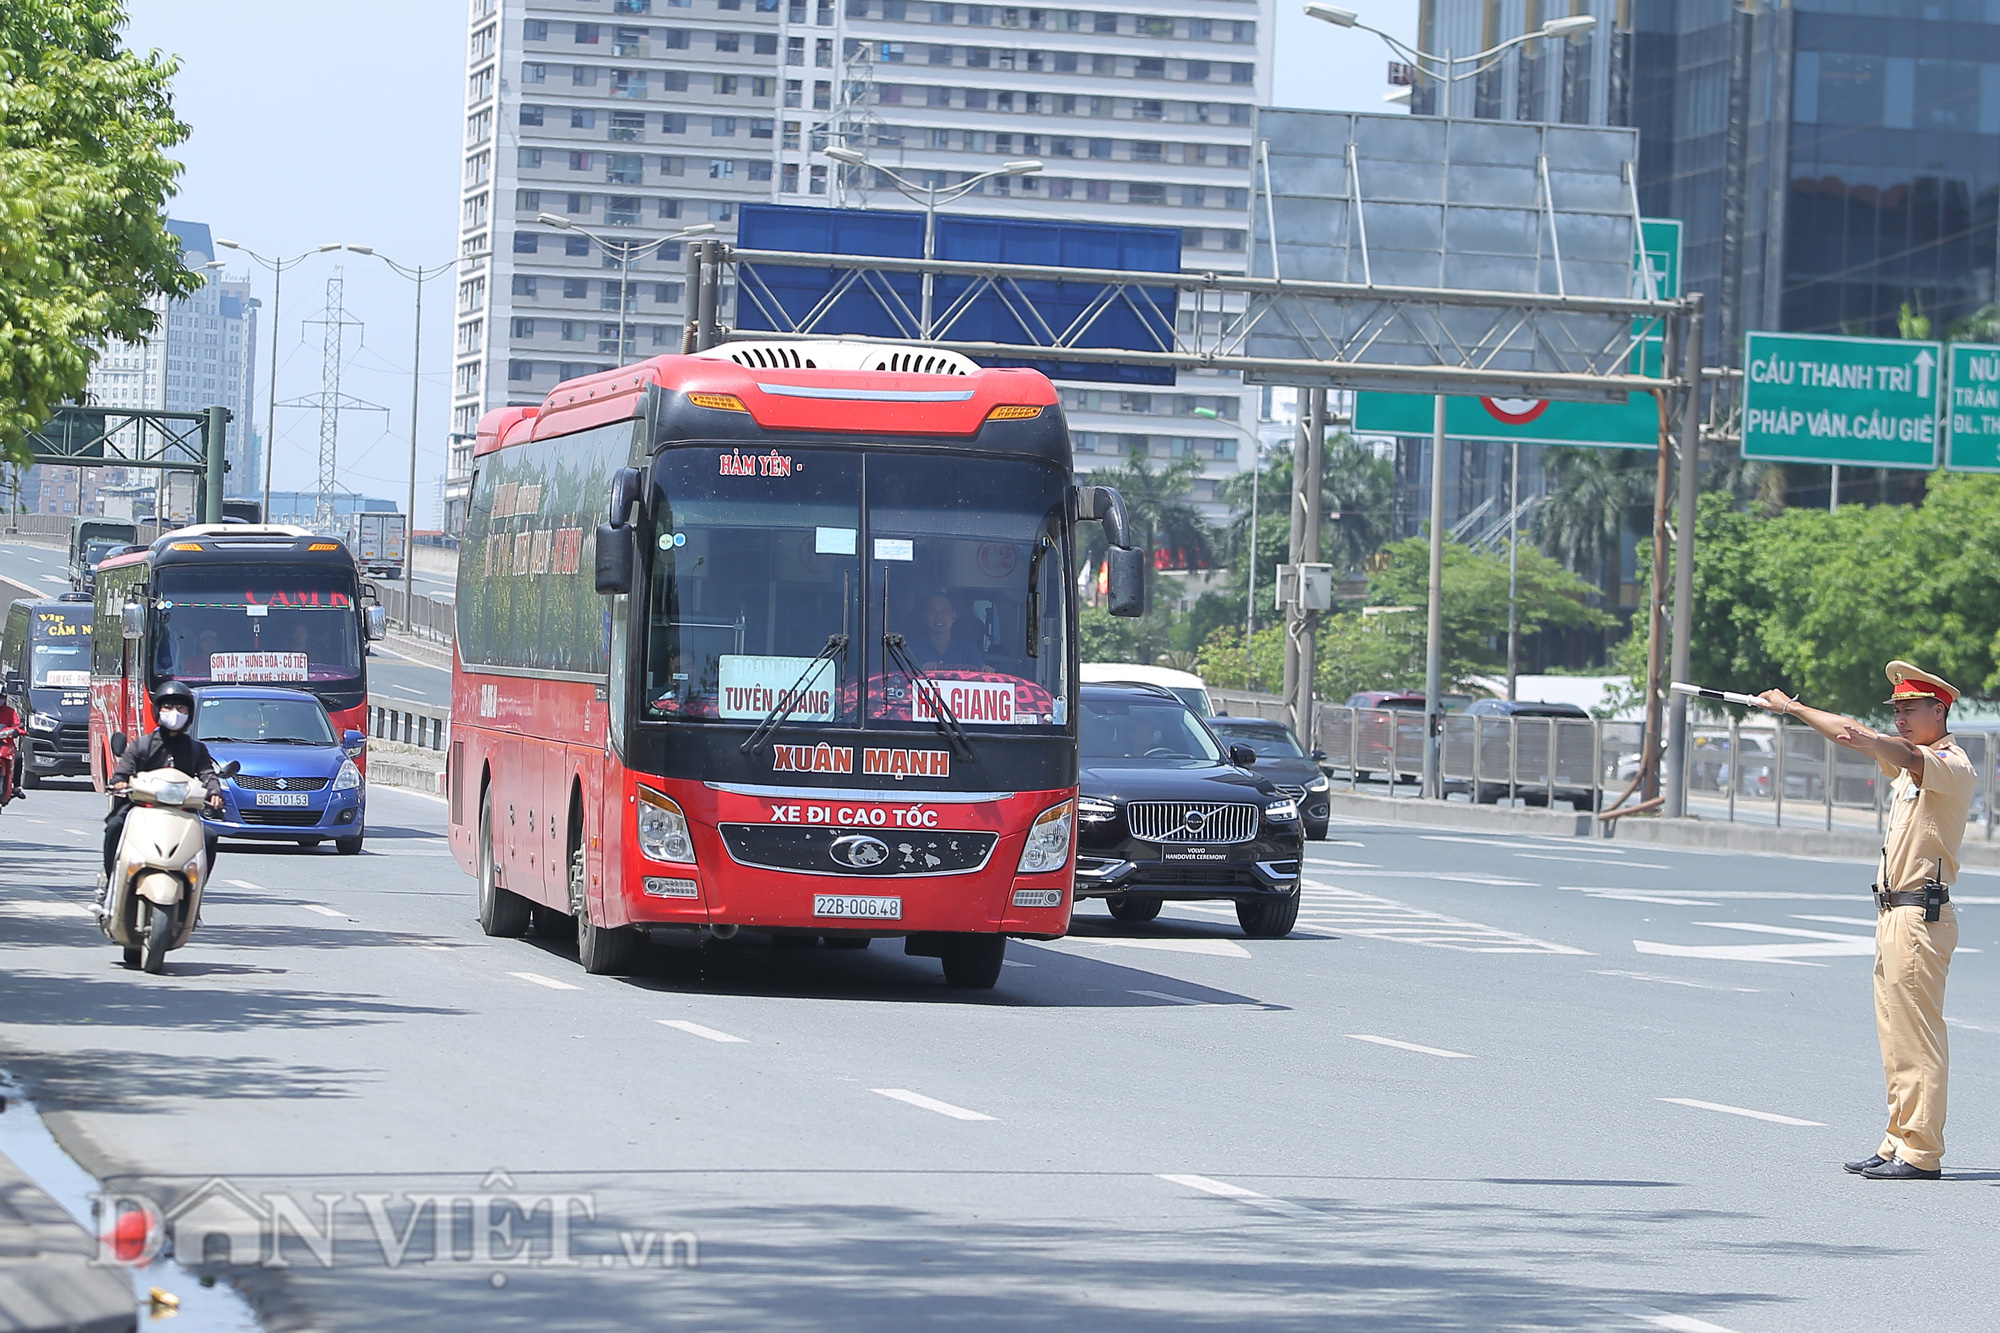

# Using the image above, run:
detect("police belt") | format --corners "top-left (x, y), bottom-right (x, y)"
top-left (1874, 882), bottom-right (1950, 920)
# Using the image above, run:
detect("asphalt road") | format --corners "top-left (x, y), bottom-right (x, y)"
top-left (4, 780), bottom-right (1999, 1332)
top-left (0, 539), bottom-right (452, 710)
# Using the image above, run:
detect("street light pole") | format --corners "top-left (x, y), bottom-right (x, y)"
top-left (1307, 3), bottom-right (1598, 797)
top-left (821, 149), bottom-right (1044, 340)
top-left (215, 240), bottom-right (343, 525)
top-left (346, 247), bottom-right (456, 629)
top-left (537, 215), bottom-right (717, 360)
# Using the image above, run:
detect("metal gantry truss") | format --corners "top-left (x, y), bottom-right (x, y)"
top-left (18, 404), bottom-right (231, 523)
top-left (710, 243), bottom-right (1691, 402)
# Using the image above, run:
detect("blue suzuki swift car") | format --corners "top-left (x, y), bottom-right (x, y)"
top-left (194, 688), bottom-right (366, 854)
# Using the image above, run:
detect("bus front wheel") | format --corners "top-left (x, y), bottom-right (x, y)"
top-left (939, 935), bottom-right (1005, 989)
top-left (572, 846), bottom-right (642, 976)
top-left (476, 788), bottom-right (531, 938)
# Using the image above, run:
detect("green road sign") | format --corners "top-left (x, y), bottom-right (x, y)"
top-left (1352, 218), bottom-right (1681, 450)
top-left (1741, 331), bottom-right (1941, 469)
top-left (1946, 342), bottom-right (2000, 473)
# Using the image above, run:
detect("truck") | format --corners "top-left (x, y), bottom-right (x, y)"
top-left (69, 517), bottom-right (139, 593)
top-left (342, 511), bottom-right (407, 580)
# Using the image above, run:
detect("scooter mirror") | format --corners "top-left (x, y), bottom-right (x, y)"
top-left (110, 732), bottom-right (126, 758)
top-left (218, 760), bottom-right (241, 778)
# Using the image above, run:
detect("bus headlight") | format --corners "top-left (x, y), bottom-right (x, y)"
top-left (1263, 799), bottom-right (1299, 823)
top-left (636, 785), bottom-right (695, 863)
top-left (332, 759), bottom-right (362, 791)
top-left (1016, 799), bottom-right (1073, 874)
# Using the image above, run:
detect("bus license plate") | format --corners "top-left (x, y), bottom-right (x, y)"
top-left (254, 792), bottom-right (311, 807)
top-left (813, 895), bottom-right (901, 919)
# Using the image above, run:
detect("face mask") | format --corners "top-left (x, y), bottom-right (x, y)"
top-left (158, 707), bottom-right (189, 732)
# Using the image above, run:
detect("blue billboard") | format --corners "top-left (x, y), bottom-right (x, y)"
top-left (734, 203), bottom-right (1181, 386)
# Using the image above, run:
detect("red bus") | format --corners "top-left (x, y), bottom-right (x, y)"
top-left (89, 526), bottom-right (384, 785)
top-left (447, 342), bottom-right (1142, 986)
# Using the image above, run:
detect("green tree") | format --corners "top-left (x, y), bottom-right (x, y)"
top-left (1080, 445), bottom-right (1215, 589)
top-left (1624, 477), bottom-right (2000, 717)
top-left (1361, 535), bottom-right (1614, 685)
top-left (1532, 445), bottom-right (1656, 593)
top-left (0, 0), bottom-right (199, 467)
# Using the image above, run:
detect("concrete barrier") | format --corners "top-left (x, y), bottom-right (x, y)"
top-left (0, 1149), bottom-right (135, 1333)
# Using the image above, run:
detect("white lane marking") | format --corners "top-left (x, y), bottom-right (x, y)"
top-left (416, 944), bottom-right (453, 952)
top-left (1000, 959), bottom-right (1033, 967)
top-left (1657, 1098), bottom-right (1824, 1127)
top-left (1635, 920), bottom-right (1879, 966)
top-left (658, 1019), bottom-right (747, 1043)
top-left (1157, 1174), bottom-right (1315, 1217)
top-left (1297, 878), bottom-right (1589, 955)
top-left (1346, 1034), bottom-right (1472, 1059)
top-left (1518, 854), bottom-right (1670, 868)
top-left (1561, 887), bottom-right (1720, 906)
top-left (1593, 970), bottom-right (1760, 994)
top-left (301, 904), bottom-right (348, 918)
top-left (225, 878), bottom-right (264, 891)
top-left (1596, 1301), bottom-right (1742, 1333)
top-left (1793, 914), bottom-right (1879, 928)
top-left (1053, 937), bottom-right (1253, 958)
top-left (380, 685), bottom-right (432, 700)
top-left (1946, 1017), bottom-right (2000, 1033)
top-left (62, 828), bottom-right (87, 837)
top-left (39, 574), bottom-right (66, 583)
top-left (1130, 989), bottom-right (1224, 1006)
top-left (25, 556), bottom-right (41, 563)
top-left (1308, 858), bottom-right (1382, 868)
top-left (1569, 887), bottom-right (1861, 902)
top-left (871, 1088), bottom-right (995, 1121)
top-left (508, 970), bottom-right (582, 991)
top-left (1320, 869), bottom-right (1539, 886)
top-left (1422, 834), bottom-right (1628, 855)
top-left (0, 900), bottom-right (93, 919)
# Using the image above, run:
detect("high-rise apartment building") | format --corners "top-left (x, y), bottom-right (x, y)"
top-left (448, 0), bottom-right (1273, 533)
top-left (63, 218), bottom-right (261, 516)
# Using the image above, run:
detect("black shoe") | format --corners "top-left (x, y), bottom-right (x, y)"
top-left (1843, 1154), bottom-right (1891, 1175)
top-left (1860, 1158), bottom-right (1940, 1180)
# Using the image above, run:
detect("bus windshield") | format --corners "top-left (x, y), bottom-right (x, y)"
top-left (643, 448), bottom-right (1070, 730)
top-left (152, 567), bottom-right (363, 688)
top-left (32, 642), bottom-right (91, 689)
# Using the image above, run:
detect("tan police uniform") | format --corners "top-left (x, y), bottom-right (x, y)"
top-left (1871, 661), bottom-right (1975, 1172)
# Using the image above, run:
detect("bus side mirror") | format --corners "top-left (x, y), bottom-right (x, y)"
top-left (121, 602), bottom-right (145, 640)
top-left (1106, 547), bottom-right (1145, 618)
top-left (607, 467), bottom-right (642, 529)
top-left (595, 524), bottom-right (635, 595)
top-left (363, 606), bottom-right (387, 641)
top-left (110, 732), bottom-right (126, 758)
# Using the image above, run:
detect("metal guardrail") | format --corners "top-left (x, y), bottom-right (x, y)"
top-left (1213, 686), bottom-right (1999, 838)
top-left (369, 579), bottom-right (454, 647)
top-left (367, 692), bottom-right (449, 752)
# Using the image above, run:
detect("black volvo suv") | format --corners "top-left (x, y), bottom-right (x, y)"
top-left (1073, 684), bottom-right (1304, 938)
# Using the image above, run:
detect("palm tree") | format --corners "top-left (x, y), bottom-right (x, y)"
top-left (1532, 445), bottom-right (1655, 595)
top-left (1215, 432), bottom-right (1394, 576)
top-left (1080, 444), bottom-right (1215, 596)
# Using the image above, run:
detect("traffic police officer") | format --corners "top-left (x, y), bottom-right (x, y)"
top-left (1758, 661), bottom-right (1973, 1180)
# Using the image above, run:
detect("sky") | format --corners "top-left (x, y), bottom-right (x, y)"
top-left (121, 0), bottom-right (1418, 526)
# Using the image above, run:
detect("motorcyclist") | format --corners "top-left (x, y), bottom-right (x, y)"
top-left (0, 692), bottom-right (24, 804)
top-left (98, 680), bottom-right (224, 904)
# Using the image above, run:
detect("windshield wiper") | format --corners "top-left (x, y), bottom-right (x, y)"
top-left (740, 634), bottom-right (847, 755)
top-left (882, 633), bottom-right (973, 760)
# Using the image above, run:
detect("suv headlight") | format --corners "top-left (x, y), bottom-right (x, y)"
top-left (1077, 796), bottom-right (1117, 823)
top-left (1306, 775), bottom-right (1330, 793)
top-left (1017, 799), bottom-right (1074, 874)
top-left (636, 785), bottom-right (695, 863)
top-left (1263, 799), bottom-right (1299, 822)
top-left (332, 759), bottom-right (363, 791)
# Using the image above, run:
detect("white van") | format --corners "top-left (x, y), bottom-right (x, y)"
top-left (1078, 663), bottom-right (1213, 716)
